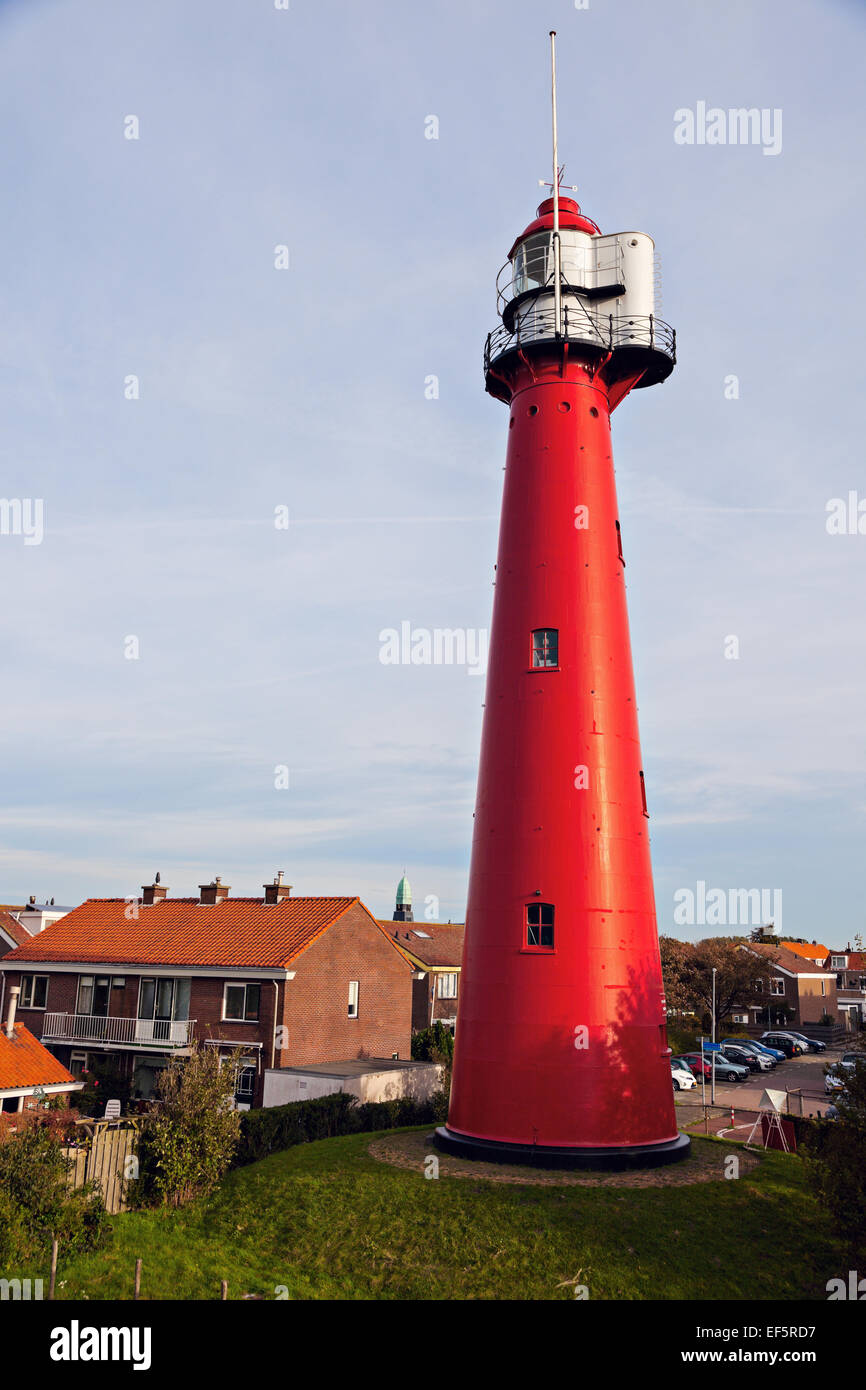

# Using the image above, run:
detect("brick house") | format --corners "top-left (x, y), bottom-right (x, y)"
top-left (0, 985), bottom-right (83, 1114)
top-left (376, 875), bottom-right (464, 1033)
top-left (379, 920), bottom-right (465, 1032)
top-left (824, 945), bottom-right (866, 1028)
top-left (743, 943), bottom-right (837, 1028)
top-left (0, 876), bottom-right (416, 1108)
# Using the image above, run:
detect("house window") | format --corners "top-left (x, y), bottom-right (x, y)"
top-left (831, 956), bottom-right (847, 969)
top-left (77, 975), bottom-right (122, 1016)
top-left (531, 629), bottom-right (558, 668)
top-left (769, 978), bottom-right (785, 996)
top-left (437, 973), bottom-right (458, 999)
top-left (222, 983), bottom-right (261, 1022)
top-left (19, 975), bottom-right (48, 1010)
top-left (526, 903), bottom-right (555, 949)
top-left (347, 981), bottom-right (359, 1018)
top-left (753, 978), bottom-right (764, 993)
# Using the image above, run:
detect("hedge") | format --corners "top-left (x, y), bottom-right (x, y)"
top-left (234, 1090), bottom-right (437, 1166)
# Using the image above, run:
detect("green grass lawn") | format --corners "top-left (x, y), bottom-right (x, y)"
top-left (27, 1128), bottom-right (844, 1301)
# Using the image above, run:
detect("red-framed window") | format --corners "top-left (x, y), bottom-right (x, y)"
top-left (531, 629), bottom-right (558, 668)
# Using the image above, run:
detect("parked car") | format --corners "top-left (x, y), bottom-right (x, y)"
top-left (760, 1032), bottom-right (804, 1058)
top-left (720, 1039), bottom-right (776, 1071)
top-left (780, 1030), bottom-right (827, 1054)
top-left (679, 1052), bottom-right (750, 1083)
top-left (748, 1040), bottom-right (787, 1063)
top-left (718, 1043), bottom-right (762, 1072)
top-left (823, 1054), bottom-right (862, 1094)
top-left (671, 1059), bottom-right (696, 1091)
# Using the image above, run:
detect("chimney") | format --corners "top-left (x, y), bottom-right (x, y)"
top-left (142, 880), bottom-right (168, 906)
top-left (263, 871), bottom-right (292, 905)
top-left (199, 877), bottom-right (230, 906)
top-left (6, 986), bottom-right (20, 1039)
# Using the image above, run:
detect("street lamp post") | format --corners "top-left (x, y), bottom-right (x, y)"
top-left (711, 968), bottom-right (717, 1105)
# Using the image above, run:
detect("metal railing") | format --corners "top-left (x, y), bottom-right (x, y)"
top-left (484, 303), bottom-right (676, 375)
top-left (42, 1012), bottom-right (196, 1047)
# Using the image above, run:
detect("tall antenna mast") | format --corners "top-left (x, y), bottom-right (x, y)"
top-left (549, 29), bottom-right (562, 337)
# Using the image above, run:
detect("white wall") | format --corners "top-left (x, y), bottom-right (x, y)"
top-left (262, 1062), bottom-right (442, 1109)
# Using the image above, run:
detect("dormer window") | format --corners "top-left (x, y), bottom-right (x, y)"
top-left (531, 629), bottom-right (558, 668)
top-left (526, 902), bottom-right (554, 949)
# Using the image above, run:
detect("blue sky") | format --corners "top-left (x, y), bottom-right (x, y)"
top-left (0, 0), bottom-right (864, 939)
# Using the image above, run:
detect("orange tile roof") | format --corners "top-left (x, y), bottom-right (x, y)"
top-left (780, 941), bottom-right (830, 962)
top-left (1, 896), bottom-right (361, 970)
top-left (377, 920), bottom-right (465, 968)
top-left (0, 1023), bottom-right (77, 1092)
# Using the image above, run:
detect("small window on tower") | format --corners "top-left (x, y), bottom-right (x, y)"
top-left (531, 629), bottom-right (558, 668)
top-left (347, 980), bottom-right (359, 1018)
top-left (526, 903), bottom-right (555, 949)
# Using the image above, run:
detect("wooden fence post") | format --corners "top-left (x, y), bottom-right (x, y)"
top-left (48, 1238), bottom-right (58, 1301)
top-left (221, 1280), bottom-right (228, 1301)
top-left (134, 1258), bottom-right (142, 1301)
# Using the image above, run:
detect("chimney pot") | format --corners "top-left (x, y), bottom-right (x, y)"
top-left (6, 986), bottom-right (20, 1039)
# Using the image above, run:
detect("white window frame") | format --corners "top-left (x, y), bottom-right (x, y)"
top-left (347, 980), bottom-right (359, 1019)
top-left (831, 956), bottom-right (847, 969)
top-left (69, 1050), bottom-right (89, 1078)
top-left (222, 982), bottom-right (261, 1023)
top-left (769, 978), bottom-right (785, 996)
top-left (20, 974), bottom-right (49, 1010)
top-left (436, 973), bottom-right (458, 1000)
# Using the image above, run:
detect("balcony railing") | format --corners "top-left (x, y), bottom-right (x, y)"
top-left (42, 1013), bottom-right (196, 1048)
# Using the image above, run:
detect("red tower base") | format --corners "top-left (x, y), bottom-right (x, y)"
top-left (434, 1126), bottom-right (690, 1171)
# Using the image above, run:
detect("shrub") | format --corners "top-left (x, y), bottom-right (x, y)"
top-left (411, 1022), bottom-right (454, 1066)
top-left (234, 1090), bottom-right (435, 1167)
top-left (0, 1124), bottom-right (110, 1263)
top-left (132, 1042), bottom-right (244, 1208)
top-left (802, 1045), bottom-right (866, 1255)
top-left (667, 1025), bottom-right (699, 1056)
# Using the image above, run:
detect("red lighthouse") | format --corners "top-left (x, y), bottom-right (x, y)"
top-left (436, 35), bottom-right (689, 1168)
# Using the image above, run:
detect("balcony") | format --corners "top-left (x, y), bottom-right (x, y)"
top-left (42, 1013), bottom-right (196, 1049)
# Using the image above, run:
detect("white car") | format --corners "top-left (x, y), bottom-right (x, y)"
top-left (671, 1061), bottom-right (696, 1091)
top-left (825, 1053), bottom-right (861, 1094)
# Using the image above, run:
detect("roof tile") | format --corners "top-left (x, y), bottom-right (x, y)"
top-left (1, 897), bottom-right (359, 970)
top-left (0, 1024), bottom-right (77, 1091)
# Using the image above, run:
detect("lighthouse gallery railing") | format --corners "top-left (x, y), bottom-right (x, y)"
top-left (484, 306), bottom-right (676, 376)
